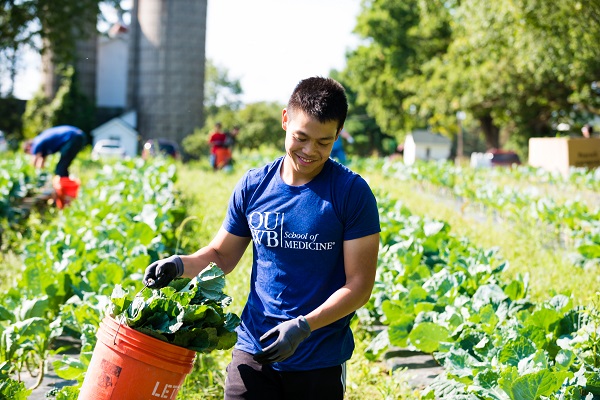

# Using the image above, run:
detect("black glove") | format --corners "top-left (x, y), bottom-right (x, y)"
top-left (143, 255), bottom-right (184, 289)
top-left (253, 316), bottom-right (311, 364)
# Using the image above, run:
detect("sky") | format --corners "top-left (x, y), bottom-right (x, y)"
top-left (7, 0), bottom-right (363, 105)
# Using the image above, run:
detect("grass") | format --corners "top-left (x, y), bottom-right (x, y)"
top-left (0, 251), bottom-right (22, 293)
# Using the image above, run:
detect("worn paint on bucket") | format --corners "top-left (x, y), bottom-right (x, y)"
top-left (78, 316), bottom-right (196, 400)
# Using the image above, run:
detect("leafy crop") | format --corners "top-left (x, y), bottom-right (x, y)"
top-left (0, 361), bottom-right (31, 399)
top-left (0, 154), bottom-right (53, 248)
top-left (108, 263), bottom-right (240, 352)
top-left (382, 159), bottom-right (600, 267)
top-left (363, 194), bottom-right (600, 399)
top-left (1, 158), bottom-right (187, 395)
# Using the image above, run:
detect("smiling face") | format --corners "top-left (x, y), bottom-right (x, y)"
top-left (281, 108), bottom-right (340, 186)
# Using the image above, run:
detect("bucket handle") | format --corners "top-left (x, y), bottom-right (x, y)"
top-left (113, 284), bottom-right (151, 345)
top-left (114, 315), bottom-right (125, 345)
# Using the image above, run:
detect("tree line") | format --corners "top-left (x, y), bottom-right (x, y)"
top-left (2, 0), bottom-right (599, 158)
top-left (340, 0), bottom-right (600, 151)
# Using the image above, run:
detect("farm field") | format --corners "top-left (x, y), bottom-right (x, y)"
top-left (2, 151), bottom-right (600, 399)
top-left (374, 159), bottom-right (600, 304)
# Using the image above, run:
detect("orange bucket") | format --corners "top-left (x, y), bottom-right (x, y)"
top-left (215, 147), bottom-right (232, 169)
top-left (52, 176), bottom-right (80, 209)
top-left (78, 316), bottom-right (196, 400)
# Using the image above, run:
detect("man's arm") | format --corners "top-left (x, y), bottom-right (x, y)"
top-left (341, 130), bottom-right (354, 143)
top-left (32, 153), bottom-right (45, 169)
top-left (179, 226), bottom-right (251, 276)
top-left (304, 232), bottom-right (379, 331)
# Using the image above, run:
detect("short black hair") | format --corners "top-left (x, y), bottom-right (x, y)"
top-left (286, 77), bottom-right (348, 132)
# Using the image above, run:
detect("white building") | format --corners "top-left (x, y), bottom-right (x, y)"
top-left (96, 23), bottom-right (129, 108)
top-left (91, 111), bottom-right (138, 157)
top-left (403, 129), bottom-right (452, 166)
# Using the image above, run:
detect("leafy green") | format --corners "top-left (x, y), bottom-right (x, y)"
top-left (108, 263), bottom-right (240, 353)
top-left (0, 361), bottom-right (31, 400)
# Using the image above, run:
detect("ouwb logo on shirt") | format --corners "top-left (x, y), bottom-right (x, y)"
top-left (248, 211), bottom-right (336, 251)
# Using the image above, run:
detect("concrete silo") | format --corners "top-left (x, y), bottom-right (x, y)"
top-left (128, 0), bottom-right (207, 146)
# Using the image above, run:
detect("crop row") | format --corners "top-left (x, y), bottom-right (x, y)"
top-left (363, 194), bottom-right (600, 399)
top-left (0, 155), bottom-right (56, 249)
top-left (380, 160), bottom-right (600, 267)
top-left (0, 159), bottom-right (184, 399)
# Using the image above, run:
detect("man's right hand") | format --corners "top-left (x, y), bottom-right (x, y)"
top-left (143, 255), bottom-right (184, 289)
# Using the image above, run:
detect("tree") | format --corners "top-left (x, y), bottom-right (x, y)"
top-left (342, 0), bottom-right (454, 139)
top-left (412, 0), bottom-right (600, 149)
top-left (204, 59), bottom-right (243, 116)
top-left (331, 69), bottom-right (388, 156)
top-left (0, 0), bottom-right (120, 95)
top-left (182, 59), bottom-right (245, 159)
top-left (234, 101), bottom-right (284, 150)
top-left (22, 66), bottom-right (95, 140)
top-left (345, 0), bottom-right (600, 153)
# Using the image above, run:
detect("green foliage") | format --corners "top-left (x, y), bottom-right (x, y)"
top-left (182, 128), bottom-right (210, 161)
top-left (204, 59), bottom-right (243, 114)
top-left (0, 361), bottom-right (31, 400)
top-left (21, 66), bottom-right (95, 140)
top-left (344, 0), bottom-right (453, 137)
top-left (331, 69), bottom-right (389, 156)
top-left (345, 0), bottom-right (600, 154)
top-left (47, 66), bottom-right (96, 134)
top-left (235, 102), bottom-right (284, 150)
top-left (0, 98), bottom-right (26, 142)
top-left (0, 154), bottom-right (52, 249)
top-left (109, 264), bottom-right (240, 352)
top-left (0, 0), bottom-right (102, 64)
top-left (0, 157), bottom-right (185, 392)
top-left (383, 159), bottom-right (600, 268)
top-left (21, 89), bottom-right (50, 140)
top-left (183, 101), bottom-right (284, 159)
top-left (360, 159), bottom-right (600, 399)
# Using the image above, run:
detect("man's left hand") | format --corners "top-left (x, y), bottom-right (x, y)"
top-left (253, 316), bottom-right (311, 364)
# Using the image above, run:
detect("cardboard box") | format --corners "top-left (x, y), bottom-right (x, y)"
top-left (528, 137), bottom-right (600, 176)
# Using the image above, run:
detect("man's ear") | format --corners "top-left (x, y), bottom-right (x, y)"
top-left (282, 108), bottom-right (289, 131)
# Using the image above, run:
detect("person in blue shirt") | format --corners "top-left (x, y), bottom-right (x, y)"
top-left (143, 77), bottom-right (380, 399)
top-left (25, 125), bottom-right (85, 177)
top-left (330, 129), bottom-right (354, 165)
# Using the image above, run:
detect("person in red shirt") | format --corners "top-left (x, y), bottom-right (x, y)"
top-left (208, 122), bottom-right (230, 169)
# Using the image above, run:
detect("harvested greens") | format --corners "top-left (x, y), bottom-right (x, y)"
top-left (108, 262), bottom-right (240, 353)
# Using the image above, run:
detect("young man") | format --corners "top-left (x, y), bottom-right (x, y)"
top-left (143, 77), bottom-right (380, 399)
top-left (25, 125), bottom-right (85, 177)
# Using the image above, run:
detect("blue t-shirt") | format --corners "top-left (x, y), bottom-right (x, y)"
top-left (223, 157), bottom-right (380, 371)
top-left (331, 135), bottom-right (344, 152)
top-left (30, 125), bottom-right (83, 156)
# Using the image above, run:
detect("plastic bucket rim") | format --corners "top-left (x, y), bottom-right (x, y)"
top-left (96, 316), bottom-right (196, 374)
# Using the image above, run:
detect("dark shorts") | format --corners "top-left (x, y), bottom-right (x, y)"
top-left (224, 349), bottom-right (346, 400)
